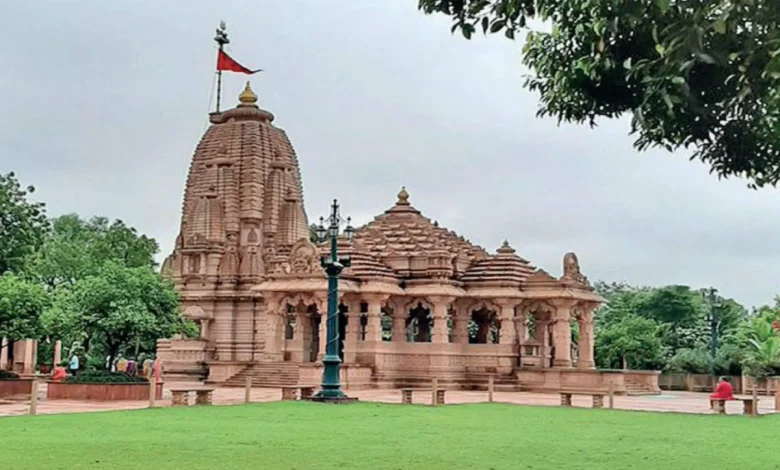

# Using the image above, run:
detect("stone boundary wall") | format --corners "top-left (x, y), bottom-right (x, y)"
top-left (0, 379), bottom-right (33, 398)
top-left (47, 382), bottom-right (163, 401)
top-left (659, 374), bottom-right (779, 395)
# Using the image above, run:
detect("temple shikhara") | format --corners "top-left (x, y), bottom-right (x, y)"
top-left (158, 83), bottom-right (660, 394)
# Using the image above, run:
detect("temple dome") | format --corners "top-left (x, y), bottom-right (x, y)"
top-left (461, 240), bottom-right (536, 287)
top-left (165, 82), bottom-right (309, 283)
top-left (352, 188), bottom-right (488, 280)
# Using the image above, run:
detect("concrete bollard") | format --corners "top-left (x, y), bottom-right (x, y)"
top-left (245, 375), bottom-right (252, 404)
top-left (752, 387), bottom-right (758, 417)
top-left (432, 378), bottom-right (438, 406)
top-left (488, 375), bottom-right (494, 403)
top-left (29, 378), bottom-right (39, 416)
top-left (608, 383), bottom-right (614, 410)
top-left (149, 377), bottom-right (156, 408)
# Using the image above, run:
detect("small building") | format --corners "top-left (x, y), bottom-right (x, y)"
top-left (159, 83), bottom-right (659, 394)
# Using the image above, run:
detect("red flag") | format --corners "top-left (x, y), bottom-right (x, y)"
top-left (216, 49), bottom-right (261, 74)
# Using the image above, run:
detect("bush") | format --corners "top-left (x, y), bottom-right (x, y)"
top-left (64, 371), bottom-right (147, 384)
top-left (0, 370), bottom-right (20, 380)
top-left (668, 347), bottom-right (712, 374)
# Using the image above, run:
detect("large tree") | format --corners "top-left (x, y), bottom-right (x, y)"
top-left (0, 172), bottom-right (48, 274)
top-left (42, 262), bottom-right (182, 367)
top-left (31, 214), bottom-right (159, 288)
top-left (0, 273), bottom-right (49, 343)
top-left (419, 0), bottom-right (780, 187)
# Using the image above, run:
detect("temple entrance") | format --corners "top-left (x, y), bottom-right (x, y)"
top-left (407, 303), bottom-right (432, 343)
top-left (469, 308), bottom-right (500, 344)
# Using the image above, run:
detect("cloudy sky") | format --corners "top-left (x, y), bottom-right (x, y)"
top-left (2, 1), bottom-right (778, 307)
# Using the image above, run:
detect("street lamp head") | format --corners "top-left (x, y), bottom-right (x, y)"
top-left (344, 217), bottom-right (355, 241)
top-left (315, 217), bottom-right (327, 242)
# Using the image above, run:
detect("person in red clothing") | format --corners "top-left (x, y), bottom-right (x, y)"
top-left (51, 365), bottom-right (67, 382)
top-left (709, 376), bottom-right (734, 408)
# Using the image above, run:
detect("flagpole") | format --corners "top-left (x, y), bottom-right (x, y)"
top-left (214, 21), bottom-right (230, 113)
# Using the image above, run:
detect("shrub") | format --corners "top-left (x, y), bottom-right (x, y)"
top-left (64, 371), bottom-right (147, 384)
top-left (0, 370), bottom-right (20, 380)
top-left (667, 347), bottom-right (712, 374)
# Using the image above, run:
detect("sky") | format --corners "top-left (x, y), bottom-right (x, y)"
top-left (1, 1), bottom-right (779, 308)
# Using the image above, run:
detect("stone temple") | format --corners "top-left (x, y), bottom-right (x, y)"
top-left (158, 83), bottom-right (660, 394)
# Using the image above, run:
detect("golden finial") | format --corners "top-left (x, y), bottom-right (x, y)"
top-left (396, 186), bottom-right (410, 205)
top-left (238, 81), bottom-right (258, 106)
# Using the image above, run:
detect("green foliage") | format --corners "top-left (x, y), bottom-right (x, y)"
top-left (0, 273), bottom-right (49, 341)
top-left (64, 370), bottom-right (148, 384)
top-left (594, 293), bottom-right (664, 370)
top-left (667, 347), bottom-right (711, 374)
top-left (742, 317), bottom-right (780, 379)
top-left (712, 343), bottom-right (744, 376)
top-left (42, 262), bottom-right (182, 368)
top-left (0, 172), bottom-right (48, 274)
top-left (0, 370), bottom-right (20, 380)
top-left (419, 0), bottom-right (780, 187)
top-left (30, 214), bottom-right (159, 288)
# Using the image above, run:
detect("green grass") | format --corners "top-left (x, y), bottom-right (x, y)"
top-left (1, 402), bottom-right (777, 469)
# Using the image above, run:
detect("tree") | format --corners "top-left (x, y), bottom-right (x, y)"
top-left (42, 262), bottom-right (182, 368)
top-left (742, 316), bottom-right (780, 379)
top-left (31, 214), bottom-right (159, 288)
top-left (0, 172), bottom-right (48, 274)
top-left (0, 273), bottom-right (48, 342)
top-left (595, 312), bottom-right (663, 370)
top-left (419, 0), bottom-right (780, 187)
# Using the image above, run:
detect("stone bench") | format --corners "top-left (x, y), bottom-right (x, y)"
top-left (169, 387), bottom-right (215, 406)
top-left (560, 391), bottom-right (607, 408)
top-left (401, 388), bottom-right (446, 405)
top-left (281, 385), bottom-right (317, 401)
top-left (712, 397), bottom-right (759, 415)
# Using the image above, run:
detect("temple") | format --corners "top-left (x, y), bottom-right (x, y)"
top-left (158, 83), bottom-right (660, 394)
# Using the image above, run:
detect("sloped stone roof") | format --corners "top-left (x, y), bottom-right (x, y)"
top-left (353, 188), bottom-right (488, 262)
top-left (461, 241), bottom-right (536, 287)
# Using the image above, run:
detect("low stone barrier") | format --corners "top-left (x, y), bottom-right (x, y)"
top-left (0, 379), bottom-right (33, 398)
top-left (47, 382), bottom-right (163, 401)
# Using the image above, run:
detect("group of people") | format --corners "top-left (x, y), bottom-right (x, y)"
top-left (49, 353), bottom-right (162, 382)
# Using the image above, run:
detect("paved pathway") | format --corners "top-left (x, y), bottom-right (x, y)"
top-left (0, 383), bottom-right (775, 418)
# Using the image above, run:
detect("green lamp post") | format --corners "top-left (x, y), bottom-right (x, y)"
top-left (313, 199), bottom-right (355, 401)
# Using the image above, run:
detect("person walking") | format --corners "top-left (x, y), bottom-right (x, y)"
top-left (68, 353), bottom-right (80, 376)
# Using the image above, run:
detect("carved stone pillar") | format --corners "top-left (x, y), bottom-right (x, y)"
top-left (514, 310), bottom-right (527, 345)
top-left (263, 297), bottom-right (284, 361)
top-left (577, 305), bottom-right (595, 369)
top-left (53, 340), bottom-right (62, 366)
top-left (451, 305), bottom-right (469, 344)
top-left (551, 300), bottom-right (574, 368)
top-left (318, 316), bottom-right (327, 361)
top-left (0, 338), bottom-right (7, 370)
top-left (535, 317), bottom-right (550, 368)
top-left (431, 298), bottom-right (452, 344)
top-left (364, 297), bottom-right (384, 343)
top-left (497, 300), bottom-right (519, 345)
top-left (343, 310), bottom-right (360, 364)
top-left (392, 306), bottom-right (407, 343)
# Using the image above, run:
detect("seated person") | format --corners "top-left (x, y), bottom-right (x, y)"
top-left (51, 365), bottom-right (67, 382)
top-left (709, 376), bottom-right (734, 408)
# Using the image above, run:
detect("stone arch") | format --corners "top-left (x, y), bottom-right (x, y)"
top-left (469, 307), bottom-right (500, 344)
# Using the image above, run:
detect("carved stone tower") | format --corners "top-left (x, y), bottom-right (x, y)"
top-left (162, 82), bottom-right (308, 366)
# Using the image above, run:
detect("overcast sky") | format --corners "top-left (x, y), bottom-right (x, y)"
top-left (2, 1), bottom-right (779, 307)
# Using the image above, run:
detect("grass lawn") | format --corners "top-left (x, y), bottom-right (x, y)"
top-left (1, 402), bottom-right (777, 469)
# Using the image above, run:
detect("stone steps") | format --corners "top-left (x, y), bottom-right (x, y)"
top-left (373, 373), bottom-right (518, 391)
top-left (624, 379), bottom-right (660, 395)
top-left (221, 362), bottom-right (301, 388)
